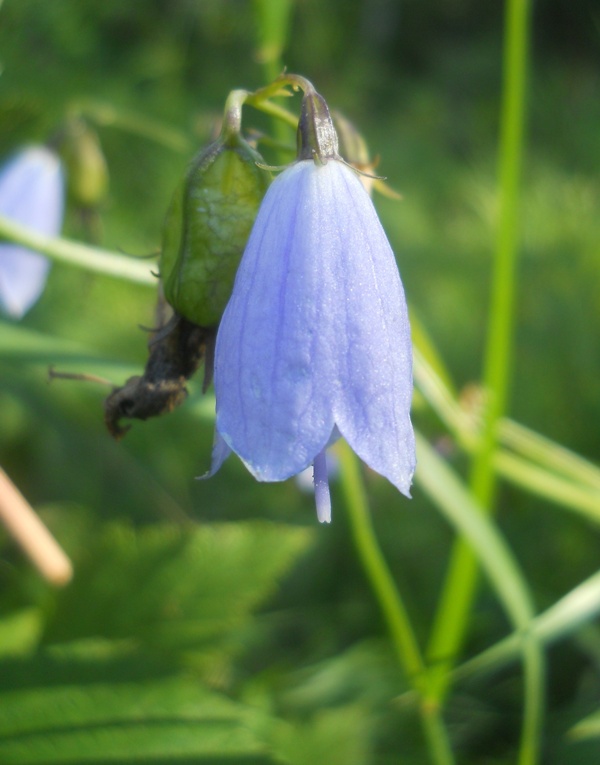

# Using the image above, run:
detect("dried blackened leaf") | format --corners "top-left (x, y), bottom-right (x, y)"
top-left (104, 316), bottom-right (215, 439)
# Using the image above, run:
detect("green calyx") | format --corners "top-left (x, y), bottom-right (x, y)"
top-left (160, 101), bottom-right (270, 327)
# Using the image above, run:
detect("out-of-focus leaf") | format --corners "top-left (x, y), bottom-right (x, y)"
top-left (0, 676), bottom-right (281, 764)
top-left (494, 452), bottom-right (600, 525)
top-left (0, 609), bottom-right (42, 658)
top-left (279, 639), bottom-right (401, 712)
top-left (270, 704), bottom-right (371, 765)
top-left (0, 646), bottom-right (173, 692)
top-left (45, 521), bottom-right (313, 656)
top-left (569, 709), bottom-right (600, 742)
top-left (0, 321), bottom-right (136, 379)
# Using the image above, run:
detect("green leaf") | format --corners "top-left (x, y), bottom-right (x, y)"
top-left (411, 312), bottom-right (456, 395)
top-left (45, 521), bottom-right (313, 655)
top-left (0, 321), bottom-right (136, 380)
top-left (279, 639), bottom-right (400, 711)
top-left (270, 705), bottom-right (371, 765)
top-left (568, 708), bottom-right (600, 742)
top-left (0, 677), bottom-right (280, 764)
top-left (0, 609), bottom-right (42, 658)
top-left (500, 419), bottom-right (600, 493)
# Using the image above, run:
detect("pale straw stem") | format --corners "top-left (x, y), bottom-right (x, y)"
top-left (0, 468), bottom-right (73, 586)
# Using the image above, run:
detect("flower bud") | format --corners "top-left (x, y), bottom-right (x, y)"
top-left (160, 109), bottom-right (270, 328)
top-left (59, 118), bottom-right (108, 209)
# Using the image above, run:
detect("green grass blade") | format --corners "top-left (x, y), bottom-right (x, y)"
top-left (414, 432), bottom-right (544, 765)
top-left (0, 214), bottom-right (156, 286)
top-left (414, 348), bottom-right (600, 523)
top-left (0, 321), bottom-right (138, 381)
top-left (415, 432), bottom-right (536, 634)
top-left (337, 442), bottom-right (455, 765)
top-left (426, 0), bottom-right (533, 731)
top-left (76, 99), bottom-right (193, 153)
top-left (253, 0), bottom-right (294, 81)
top-left (494, 452), bottom-right (600, 524)
top-left (501, 419), bottom-right (600, 492)
top-left (455, 569), bottom-right (600, 680)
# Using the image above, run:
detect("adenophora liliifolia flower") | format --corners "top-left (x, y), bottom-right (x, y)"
top-left (209, 81), bottom-right (416, 523)
top-left (0, 146), bottom-right (64, 318)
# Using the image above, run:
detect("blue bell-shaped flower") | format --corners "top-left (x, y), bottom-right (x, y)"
top-left (209, 85), bottom-right (416, 523)
top-left (0, 146), bottom-right (64, 318)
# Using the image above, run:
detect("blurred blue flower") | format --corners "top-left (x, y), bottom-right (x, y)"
top-left (209, 156), bottom-right (415, 523)
top-left (0, 146), bottom-right (64, 318)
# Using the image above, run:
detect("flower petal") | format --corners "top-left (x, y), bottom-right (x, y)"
top-left (215, 161), bottom-right (338, 480)
top-left (324, 163), bottom-right (415, 496)
top-left (201, 430), bottom-right (232, 478)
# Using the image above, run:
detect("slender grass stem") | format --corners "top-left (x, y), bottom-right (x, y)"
top-left (0, 214), bottom-right (156, 285)
top-left (252, 0), bottom-right (297, 156)
top-left (337, 442), bottom-right (455, 765)
top-left (427, 0), bottom-right (532, 696)
top-left (413, 349), bottom-right (600, 521)
top-left (425, 1), bottom-right (542, 761)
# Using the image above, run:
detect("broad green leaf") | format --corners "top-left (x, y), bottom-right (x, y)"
top-left (0, 609), bottom-right (42, 658)
top-left (270, 705), bottom-right (371, 765)
top-left (0, 677), bottom-right (280, 764)
top-left (45, 521), bottom-right (313, 654)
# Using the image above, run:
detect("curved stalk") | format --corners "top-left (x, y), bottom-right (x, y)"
top-left (337, 442), bottom-right (455, 765)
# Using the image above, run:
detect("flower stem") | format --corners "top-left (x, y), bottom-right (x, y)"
top-left (337, 441), bottom-right (455, 765)
top-left (251, 0), bottom-right (298, 157)
top-left (0, 214), bottom-right (156, 286)
top-left (73, 100), bottom-right (192, 153)
top-left (425, 0), bottom-right (532, 714)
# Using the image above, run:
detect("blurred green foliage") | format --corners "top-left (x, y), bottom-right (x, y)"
top-left (1, 1), bottom-right (599, 763)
